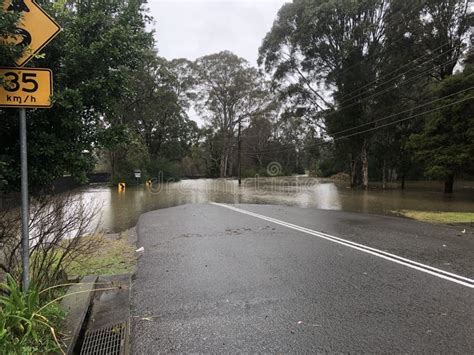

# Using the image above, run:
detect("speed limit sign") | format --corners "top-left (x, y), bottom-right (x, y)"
top-left (0, 67), bottom-right (53, 108)
top-left (1, 1), bottom-right (62, 290)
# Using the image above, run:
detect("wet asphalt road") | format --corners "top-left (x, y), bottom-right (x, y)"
top-left (131, 203), bottom-right (473, 353)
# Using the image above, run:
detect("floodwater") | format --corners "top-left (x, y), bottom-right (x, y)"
top-left (74, 177), bottom-right (474, 232)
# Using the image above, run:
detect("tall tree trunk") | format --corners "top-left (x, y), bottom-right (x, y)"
top-left (219, 151), bottom-right (226, 178)
top-left (228, 155), bottom-right (233, 178)
top-left (361, 142), bottom-right (369, 190)
top-left (350, 159), bottom-right (358, 188)
top-left (444, 174), bottom-right (454, 193)
top-left (238, 120), bottom-right (242, 185)
top-left (224, 153), bottom-right (228, 178)
top-left (401, 174), bottom-right (406, 190)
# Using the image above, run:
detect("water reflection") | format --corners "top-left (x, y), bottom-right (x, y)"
top-left (73, 178), bottom-right (474, 232)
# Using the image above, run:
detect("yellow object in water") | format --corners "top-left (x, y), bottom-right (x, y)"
top-left (118, 182), bottom-right (126, 192)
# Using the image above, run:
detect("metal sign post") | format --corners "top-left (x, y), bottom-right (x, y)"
top-left (0, 0), bottom-right (62, 290)
top-left (135, 170), bottom-right (142, 187)
top-left (19, 108), bottom-right (29, 289)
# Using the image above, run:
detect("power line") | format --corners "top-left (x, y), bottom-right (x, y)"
top-left (200, 44), bottom-right (467, 151)
top-left (331, 86), bottom-right (473, 136)
top-left (240, 93), bottom-right (473, 155)
top-left (338, 43), bottom-right (459, 105)
top-left (322, 56), bottom-right (459, 117)
top-left (200, 85), bottom-right (471, 145)
top-left (271, 55), bottom-right (460, 135)
top-left (282, 50), bottom-right (461, 121)
top-left (266, 56), bottom-right (459, 137)
top-left (283, 1), bottom-right (430, 108)
top-left (332, 95), bottom-right (472, 141)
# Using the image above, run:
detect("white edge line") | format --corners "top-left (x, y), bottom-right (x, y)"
top-left (212, 203), bottom-right (474, 289)
top-left (229, 206), bottom-right (472, 282)
top-left (215, 203), bottom-right (473, 282)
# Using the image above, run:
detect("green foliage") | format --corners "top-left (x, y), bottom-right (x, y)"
top-left (409, 65), bottom-right (474, 185)
top-left (317, 158), bottom-right (341, 178)
top-left (1, 0), bottom-right (472, 192)
top-left (0, 0), bottom-right (22, 66)
top-left (0, 160), bottom-right (10, 190)
top-left (0, 0), bottom-right (155, 192)
top-left (0, 275), bottom-right (65, 354)
top-left (259, 0), bottom-right (393, 186)
top-left (101, 52), bottom-right (198, 183)
top-left (258, 0), bottom-right (471, 190)
top-left (181, 145), bottom-right (209, 177)
top-left (108, 55), bottom-right (198, 177)
top-left (144, 158), bottom-right (183, 182)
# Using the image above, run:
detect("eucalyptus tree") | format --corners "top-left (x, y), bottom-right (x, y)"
top-left (409, 62), bottom-right (473, 193)
top-left (346, 0), bottom-right (471, 188)
top-left (420, 0), bottom-right (471, 80)
top-left (167, 58), bottom-right (198, 110)
top-left (259, 0), bottom-right (471, 189)
top-left (195, 51), bottom-right (272, 177)
top-left (259, 0), bottom-right (391, 188)
top-left (366, 0), bottom-right (427, 188)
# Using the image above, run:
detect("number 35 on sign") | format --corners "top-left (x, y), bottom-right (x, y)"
top-left (0, 67), bottom-right (53, 108)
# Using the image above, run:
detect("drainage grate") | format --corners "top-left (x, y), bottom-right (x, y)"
top-left (80, 322), bottom-right (127, 355)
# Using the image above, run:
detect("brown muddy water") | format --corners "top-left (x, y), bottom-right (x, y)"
top-left (74, 177), bottom-right (474, 232)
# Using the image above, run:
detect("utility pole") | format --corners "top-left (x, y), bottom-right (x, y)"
top-left (237, 118), bottom-right (242, 186)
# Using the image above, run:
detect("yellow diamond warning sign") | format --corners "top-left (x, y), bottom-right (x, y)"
top-left (1, 0), bottom-right (62, 67)
top-left (0, 67), bottom-right (53, 108)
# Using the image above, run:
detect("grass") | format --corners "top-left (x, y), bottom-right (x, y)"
top-left (396, 210), bottom-right (474, 224)
top-left (66, 232), bottom-right (136, 277)
top-left (0, 232), bottom-right (135, 352)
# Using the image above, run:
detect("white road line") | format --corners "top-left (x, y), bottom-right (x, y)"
top-left (211, 203), bottom-right (474, 289)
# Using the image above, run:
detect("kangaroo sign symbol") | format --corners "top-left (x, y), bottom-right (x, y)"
top-left (1, 0), bottom-right (62, 67)
top-left (1, 1), bottom-right (62, 290)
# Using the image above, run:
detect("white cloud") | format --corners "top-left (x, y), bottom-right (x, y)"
top-left (148, 0), bottom-right (288, 65)
top-left (147, 0), bottom-right (288, 126)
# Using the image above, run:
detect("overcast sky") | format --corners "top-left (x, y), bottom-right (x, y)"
top-left (147, 0), bottom-right (288, 66)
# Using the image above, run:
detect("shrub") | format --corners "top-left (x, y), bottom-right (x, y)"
top-left (0, 275), bottom-right (64, 354)
top-left (0, 193), bottom-right (102, 289)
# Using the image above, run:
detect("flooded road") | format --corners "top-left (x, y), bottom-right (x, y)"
top-left (74, 177), bottom-right (474, 232)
